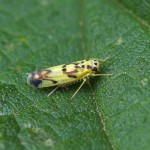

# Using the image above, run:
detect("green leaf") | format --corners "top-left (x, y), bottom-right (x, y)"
top-left (0, 0), bottom-right (149, 150)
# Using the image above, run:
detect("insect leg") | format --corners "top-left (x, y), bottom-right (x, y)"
top-left (70, 78), bottom-right (86, 99)
top-left (98, 56), bottom-right (110, 62)
top-left (47, 86), bottom-right (59, 97)
top-left (91, 74), bottom-right (112, 76)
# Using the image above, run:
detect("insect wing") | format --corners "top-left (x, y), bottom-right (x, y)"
top-left (40, 64), bottom-right (85, 87)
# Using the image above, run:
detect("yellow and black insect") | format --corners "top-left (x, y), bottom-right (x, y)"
top-left (27, 58), bottom-right (111, 99)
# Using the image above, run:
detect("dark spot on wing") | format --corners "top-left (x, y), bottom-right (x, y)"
top-left (94, 62), bottom-right (97, 65)
top-left (30, 79), bottom-right (42, 87)
top-left (52, 80), bottom-right (57, 84)
top-left (43, 79), bottom-right (57, 84)
top-left (68, 74), bottom-right (77, 78)
top-left (81, 61), bottom-right (84, 63)
top-left (65, 69), bottom-right (78, 78)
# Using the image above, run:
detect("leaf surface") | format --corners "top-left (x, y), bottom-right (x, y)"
top-left (0, 0), bottom-right (149, 150)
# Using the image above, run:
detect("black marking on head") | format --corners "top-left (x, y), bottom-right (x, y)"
top-left (30, 79), bottom-right (42, 87)
top-left (62, 68), bottom-right (66, 72)
top-left (92, 67), bottom-right (97, 71)
top-left (68, 74), bottom-right (77, 78)
top-left (62, 64), bottom-right (66, 68)
top-left (94, 62), bottom-right (97, 66)
top-left (87, 65), bottom-right (91, 69)
top-left (81, 65), bottom-right (85, 68)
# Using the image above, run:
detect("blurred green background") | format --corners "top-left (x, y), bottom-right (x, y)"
top-left (0, 0), bottom-right (150, 150)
